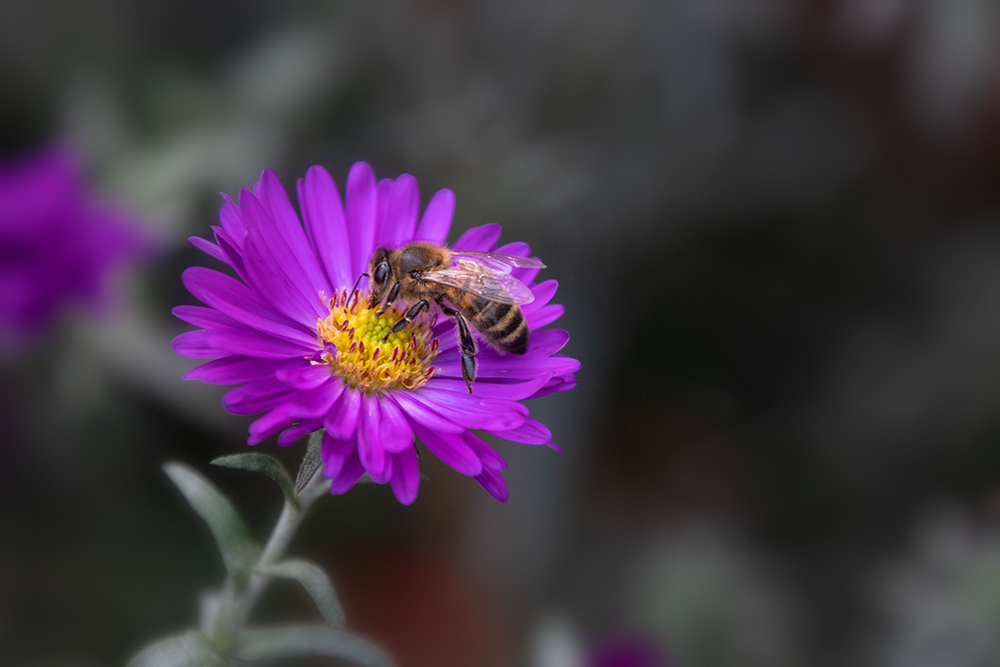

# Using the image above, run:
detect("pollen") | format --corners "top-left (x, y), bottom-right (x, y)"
top-left (315, 288), bottom-right (441, 393)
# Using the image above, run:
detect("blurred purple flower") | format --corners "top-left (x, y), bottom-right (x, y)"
top-left (590, 632), bottom-right (668, 667)
top-left (0, 146), bottom-right (152, 347)
top-left (174, 163), bottom-right (577, 504)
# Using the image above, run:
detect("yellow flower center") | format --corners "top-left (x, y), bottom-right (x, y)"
top-left (315, 289), bottom-right (441, 393)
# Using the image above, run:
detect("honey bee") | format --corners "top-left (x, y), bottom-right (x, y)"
top-left (364, 241), bottom-right (545, 393)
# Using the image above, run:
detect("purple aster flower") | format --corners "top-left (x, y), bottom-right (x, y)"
top-left (0, 146), bottom-right (152, 348)
top-left (173, 163), bottom-right (577, 504)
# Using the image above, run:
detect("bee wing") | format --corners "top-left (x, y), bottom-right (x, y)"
top-left (424, 260), bottom-right (536, 305)
top-left (449, 250), bottom-right (546, 272)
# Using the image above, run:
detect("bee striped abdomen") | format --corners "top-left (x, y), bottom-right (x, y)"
top-left (463, 295), bottom-right (529, 355)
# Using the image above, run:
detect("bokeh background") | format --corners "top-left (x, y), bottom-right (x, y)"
top-left (5, 0), bottom-right (1000, 665)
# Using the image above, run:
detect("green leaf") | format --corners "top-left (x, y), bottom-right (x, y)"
top-left (298, 476), bottom-right (333, 505)
top-left (256, 559), bottom-right (346, 628)
top-left (125, 631), bottom-right (226, 667)
top-left (295, 430), bottom-right (325, 494)
top-left (163, 462), bottom-right (261, 587)
top-left (212, 453), bottom-right (298, 508)
top-left (234, 625), bottom-right (395, 666)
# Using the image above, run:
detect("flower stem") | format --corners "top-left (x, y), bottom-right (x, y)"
top-left (215, 464), bottom-right (328, 645)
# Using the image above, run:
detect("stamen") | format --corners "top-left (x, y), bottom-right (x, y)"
top-left (315, 290), bottom-right (441, 393)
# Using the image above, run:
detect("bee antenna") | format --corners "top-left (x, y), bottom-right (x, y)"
top-left (348, 273), bottom-right (369, 305)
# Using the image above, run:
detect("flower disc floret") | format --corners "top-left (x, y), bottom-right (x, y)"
top-left (316, 289), bottom-right (440, 393)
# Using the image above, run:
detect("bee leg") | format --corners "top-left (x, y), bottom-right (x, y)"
top-left (382, 300), bottom-right (429, 342)
top-left (350, 273), bottom-right (369, 305)
top-left (375, 281), bottom-right (401, 315)
top-left (435, 298), bottom-right (477, 393)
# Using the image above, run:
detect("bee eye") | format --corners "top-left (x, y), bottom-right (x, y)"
top-left (374, 262), bottom-right (390, 285)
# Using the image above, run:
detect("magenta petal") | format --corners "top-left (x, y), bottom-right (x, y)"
top-left (239, 235), bottom-right (313, 324)
top-left (329, 449), bottom-right (367, 495)
top-left (183, 356), bottom-right (305, 384)
top-left (287, 380), bottom-right (342, 418)
top-left (377, 396), bottom-right (415, 453)
top-left (201, 326), bottom-right (314, 359)
top-left (442, 331), bottom-right (566, 365)
top-left (423, 372), bottom-right (553, 401)
top-left (189, 236), bottom-right (227, 263)
top-left (487, 417), bottom-right (552, 445)
top-left (434, 330), bottom-right (566, 365)
top-left (214, 227), bottom-right (251, 284)
top-left (182, 266), bottom-right (315, 345)
top-left (408, 388), bottom-right (528, 431)
top-left (527, 375), bottom-right (577, 400)
top-left (414, 188), bottom-right (454, 243)
top-left (254, 169), bottom-right (332, 297)
top-left (346, 162), bottom-right (377, 283)
top-left (171, 330), bottom-right (225, 358)
top-left (475, 468), bottom-right (509, 502)
top-left (374, 178), bottom-right (393, 237)
top-left (356, 395), bottom-right (388, 475)
top-left (387, 391), bottom-right (465, 434)
top-left (389, 447), bottom-right (420, 505)
top-left (298, 165), bottom-right (353, 290)
top-left (369, 456), bottom-right (394, 485)
top-left (324, 387), bottom-right (362, 440)
top-left (277, 419), bottom-right (322, 446)
top-left (378, 174), bottom-right (419, 248)
top-left (243, 228), bottom-right (325, 325)
top-left (223, 379), bottom-right (297, 414)
top-left (321, 431), bottom-right (356, 479)
top-left (437, 355), bottom-right (579, 381)
top-left (248, 382), bottom-right (340, 444)
top-left (525, 304), bottom-right (565, 329)
top-left (461, 431), bottom-right (506, 470)
top-left (172, 304), bottom-right (244, 331)
top-left (528, 328), bottom-right (570, 356)
top-left (240, 188), bottom-right (317, 295)
top-left (412, 422), bottom-right (483, 475)
top-left (275, 365), bottom-right (336, 390)
top-left (180, 326), bottom-right (312, 359)
top-left (453, 223), bottom-right (501, 251)
top-left (521, 280), bottom-right (559, 314)
top-left (248, 414), bottom-right (295, 445)
top-left (218, 195), bottom-right (247, 240)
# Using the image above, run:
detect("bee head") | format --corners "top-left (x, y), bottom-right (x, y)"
top-left (367, 246), bottom-right (392, 306)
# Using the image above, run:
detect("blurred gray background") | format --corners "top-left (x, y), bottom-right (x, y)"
top-left (5, 0), bottom-right (1000, 665)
